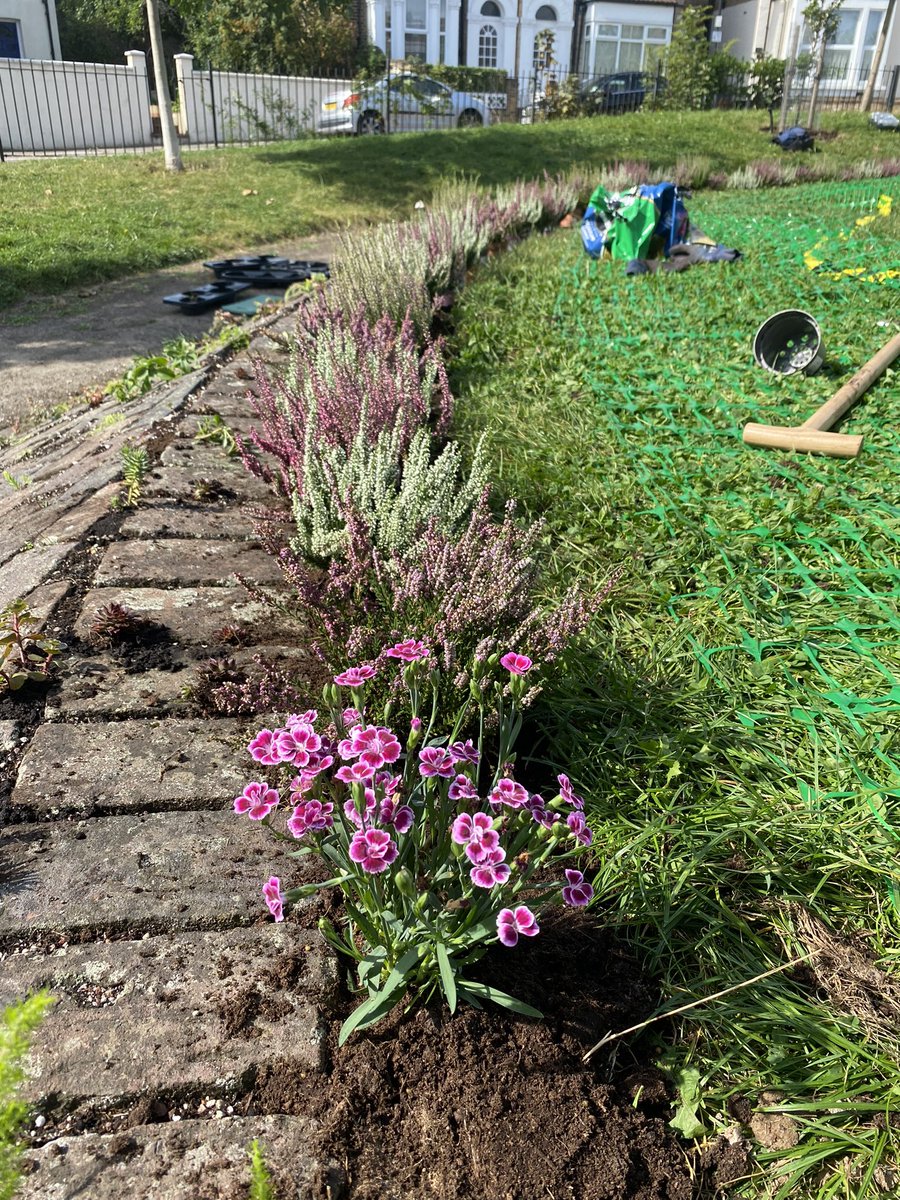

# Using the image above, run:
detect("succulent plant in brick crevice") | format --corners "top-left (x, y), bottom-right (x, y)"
top-left (0, 599), bottom-right (65, 694)
top-left (87, 602), bottom-right (159, 650)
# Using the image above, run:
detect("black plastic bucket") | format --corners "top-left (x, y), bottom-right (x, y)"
top-left (753, 310), bottom-right (825, 376)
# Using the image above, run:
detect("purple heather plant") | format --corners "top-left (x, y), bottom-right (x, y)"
top-left (237, 647), bottom-right (595, 1042)
top-left (238, 303), bottom-right (452, 501)
top-left (254, 490), bottom-right (608, 706)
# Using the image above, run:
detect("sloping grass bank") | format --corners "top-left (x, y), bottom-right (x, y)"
top-left (448, 178), bottom-right (900, 1197)
top-left (1, 110), bottom-right (898, 308)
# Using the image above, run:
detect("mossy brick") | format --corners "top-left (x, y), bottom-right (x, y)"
top-left (72, 587), bottom-right (289, 645)
top-left (11, 718), bottom-right (250, 815)
top-left (0, 809), bottom-right (295, 936)
top-left (93, 539), bottom-right (283, 587)
top-left (50, 646), bottom-right (309, 720)
top-left (3, 926), bottom-right (332, 1104)
top-left (0, 543), bottom-right (79, 608)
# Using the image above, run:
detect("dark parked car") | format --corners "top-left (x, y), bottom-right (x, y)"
top-left (579, 71), bottom-right (651, 114)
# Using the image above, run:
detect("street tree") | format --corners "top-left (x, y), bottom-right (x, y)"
top-left (802, 0), bottom-right (842, 127)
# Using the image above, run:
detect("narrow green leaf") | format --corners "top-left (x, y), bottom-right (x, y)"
top-left (436, 942), bottom-right (457, 1013)
top-left (338, 982), bottom-right (403, 1045)
top-left (459, 980), bottom-right (543, 1019)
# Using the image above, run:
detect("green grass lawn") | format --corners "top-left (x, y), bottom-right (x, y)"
top-left (449, 177), bottom-right (900, 1198)
top-left (1, 110), bottom-right (897, 308)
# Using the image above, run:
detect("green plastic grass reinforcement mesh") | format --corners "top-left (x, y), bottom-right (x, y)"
top-left (555, 177), bottom-right (900, 843)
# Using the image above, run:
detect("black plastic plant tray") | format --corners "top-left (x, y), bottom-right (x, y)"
top-left (203, 255), bottom-right (290, 277)
top-left (162, 280), bottom-right (250, 314)
top-left (220, 260), bottom-right (331, 287)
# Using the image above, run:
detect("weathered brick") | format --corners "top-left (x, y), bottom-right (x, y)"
top-left (17, 1114), bottom-right (331, 1200)
top-left (11, 718), bottom-right (249, 815)
top-left (3, 926), bottom-right (332, 1104)
top-left (0, 809), bottom-right (298, 936)
top-left (93, 539), bottom-right (283, 587)
top-left (143, 467), bottom-right (273, 504)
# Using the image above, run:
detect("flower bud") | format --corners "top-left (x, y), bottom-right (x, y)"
top-left (318, 916), bottom-right (338, 940)
top-left (394, 867), bottom-right (416, 898)
top-left (414, 892), bottom-right (432, 915)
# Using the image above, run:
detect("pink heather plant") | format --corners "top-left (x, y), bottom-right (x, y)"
top-left (238, 304), bottom-right (452, 502)
top-left (236, 647), bottom-right (596, 1042)
top-left (251, 491), bottom-right (612, 721)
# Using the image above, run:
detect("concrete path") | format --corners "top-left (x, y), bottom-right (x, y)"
top-left (0, 232), bottom-right (338, 430)
top-left (0, 301), bottom-right (342, 1197)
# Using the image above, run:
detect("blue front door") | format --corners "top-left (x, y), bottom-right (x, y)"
top-left (0, 21), bottom-right (22, 58)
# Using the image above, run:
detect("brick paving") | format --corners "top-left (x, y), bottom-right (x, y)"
top-left (0, 299), bottom-right (335, 1195)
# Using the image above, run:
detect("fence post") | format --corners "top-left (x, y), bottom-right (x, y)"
top-left (208, 61), bottom-right (219, 147)
top-left (778, 24), bottom-right (800, 131)
top-left (886, 64), bottom-right (899, 112)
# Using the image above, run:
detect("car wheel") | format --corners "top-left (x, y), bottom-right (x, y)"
top-left (457, 109), bottom-right (483, 128)
top-left (357, 110), bottom-right (385, 135)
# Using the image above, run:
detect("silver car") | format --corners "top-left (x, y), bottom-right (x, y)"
top-left (317, 73), bottom-right (490, 135)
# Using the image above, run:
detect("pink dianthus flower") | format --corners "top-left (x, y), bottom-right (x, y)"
top-left (500, 652), bottom-right (533, 675)
top-left (561, 868), bottom-right (594, 907)
top-left (333, 665), bottom-right (377, 687)
top-left (385, 639), bottom-right (430, 662)
top-left (348, 828), bottom-right (398, 874)
top-left (496, 906), bottom-right (539, 946)
top-left (234, 781), bottom-right (280, 820)
top-left (418, 746), bottom-right (455, 779)
top-left (470, 847), bottom-right (510, 888)
top-left (489, 777), bottom-right (529, 809)
top-left (262, 876), bottom-right (285, 922)
top-left (287, 799), bottom-right (334, 838)
top-left (247, 729), bottom-right (282, 765)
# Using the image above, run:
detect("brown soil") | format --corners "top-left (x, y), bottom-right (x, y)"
top-left (252, 912), bottom-right (724, 1200)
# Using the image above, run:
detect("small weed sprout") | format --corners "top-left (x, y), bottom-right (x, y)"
top-left (194, 415), bottom-right (238, 457)
top-left (0, 600), bottom-right (65, 694)
top-left (248, 1138), bottom-right (278, 1200)
top-left (0, 992), bottom-right (54, 1200)
top-left (117, 445), bottom-right (151, 509)
top-left (1, 470), bottom-right (31, 491)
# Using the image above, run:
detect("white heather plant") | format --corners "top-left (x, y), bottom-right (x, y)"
top-left (235, 646), bottom-right (596, 1044)
top-left (291, 425), bottom-right (489, 561)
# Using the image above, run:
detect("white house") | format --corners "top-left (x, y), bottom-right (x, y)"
top-left (0, 0), bottom-right (60, 59)
top-left (365, 0), bottom-right (573, 76)
top-left (578, 1), bottom-right (676, 75)
top-left (721, 0), bottom-right (900, 85)
top-left (363, 0), bottom-right (680, 77)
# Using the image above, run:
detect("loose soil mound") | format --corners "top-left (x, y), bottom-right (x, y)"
top-left (257, 912), bottom-right (700, 1200)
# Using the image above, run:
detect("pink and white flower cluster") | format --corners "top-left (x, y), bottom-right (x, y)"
top-left (234, 649), bottom-right (595, 965)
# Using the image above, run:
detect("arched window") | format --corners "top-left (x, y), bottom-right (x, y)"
top-left (533, 29), bottom-right (554, 70)
top-left (478, 24), bottom-right (498, 68)
top-left (535, 5), bottom-right (557, 19)
top-left (481, 1), bottom-right (502, 15)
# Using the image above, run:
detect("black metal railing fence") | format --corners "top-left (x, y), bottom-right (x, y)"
top-left (1, 54), bottom-right (898, 160)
